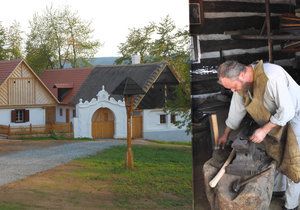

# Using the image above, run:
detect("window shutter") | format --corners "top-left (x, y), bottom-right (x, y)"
top-left (11, 110), bottom-right (16, 122)
top-left (24, 110), bottom-right (30, 122)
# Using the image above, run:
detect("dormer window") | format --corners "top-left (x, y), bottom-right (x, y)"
top-left (53, 83), bottom-right (73, 102)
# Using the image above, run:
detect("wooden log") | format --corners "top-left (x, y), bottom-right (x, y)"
top-left (204, 158), bottom-right (276, 210)
top-left (197, 50), bottom-right (295, 66)
top-left (203, 1), bottom-right (294, 13)
top-left (190, 16), bottom-right (279, 35)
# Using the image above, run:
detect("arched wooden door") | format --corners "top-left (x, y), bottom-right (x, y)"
top-left (92, 108), bottom-right (114, 139)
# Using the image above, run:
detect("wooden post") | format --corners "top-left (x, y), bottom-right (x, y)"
top-left (125, 95), bottom-right (134, 169)
top-left (265, 0), bottom-right (273, 63)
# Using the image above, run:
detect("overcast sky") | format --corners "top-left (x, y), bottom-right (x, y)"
top-left (0, 0), bottom-right (189, 57)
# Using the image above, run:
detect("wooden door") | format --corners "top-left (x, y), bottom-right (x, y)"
top-left (66, 108), bottom-right (70, 123)
top-left (92, 108), bottom-right (114, 139)
top-left (132, 115), bottom-right (143, 139)
top-left (45, 106), bottom-right (56, 124)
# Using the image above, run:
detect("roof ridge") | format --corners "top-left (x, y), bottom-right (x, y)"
top-left (44, 67), bottom-right (92, 72)
top-left (94, 62), bottom-right (166, 68)
top-left (0, 58), bottom-right (22, 63)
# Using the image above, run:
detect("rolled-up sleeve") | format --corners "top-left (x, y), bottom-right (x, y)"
top-left (268, 79), bottom-right (295, 126)
top-left (225, 92), bottom-right (247, 130)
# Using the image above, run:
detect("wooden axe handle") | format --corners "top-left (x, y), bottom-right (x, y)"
top-left (209, 149), bottom-right (235, 188)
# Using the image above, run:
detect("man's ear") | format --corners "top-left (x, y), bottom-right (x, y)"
top-left (238, 71), bottom-right (245, 81)
top-left (238, 66), bottom-right (249, 81)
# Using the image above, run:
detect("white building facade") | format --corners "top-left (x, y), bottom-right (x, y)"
top-left (73, 86), bottom-right (191, 141)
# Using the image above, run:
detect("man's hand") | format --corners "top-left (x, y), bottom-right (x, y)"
top-left (218, 126), bottom-right (232, 148)
top-left (218, 133), bottom-right (228, 147)
top-left (250, 128), bottom-right (267, 143)
top-left (250, 121), bottom-right (277, 143)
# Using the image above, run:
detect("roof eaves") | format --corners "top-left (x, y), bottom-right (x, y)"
top-left (0, 59), bottom-right (23, 86)
top-left (133, 62), bottom-right (167, 108)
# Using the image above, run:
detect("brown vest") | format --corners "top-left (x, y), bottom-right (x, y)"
top-left (239, 60), bottom-right (300, 182)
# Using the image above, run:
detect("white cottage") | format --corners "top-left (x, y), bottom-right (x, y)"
top-left (41, 62), bottom-right (191, 141)
top-left (0, 59), bottom-right (58, 127)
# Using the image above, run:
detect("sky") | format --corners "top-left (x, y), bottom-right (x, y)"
top-left (0, 0), bottom-right (189, 57)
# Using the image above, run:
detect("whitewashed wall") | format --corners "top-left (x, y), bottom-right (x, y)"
top-left (73, 86), bottom-right (126, 138)
top-left (56, 105), bottom-right (76, 123)
top-left (143, 109), bottom-right (191, 141)
top-left (0, 108), bottom-right (45, 126)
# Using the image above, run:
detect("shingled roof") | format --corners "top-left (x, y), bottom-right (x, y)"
top-left (73, 62), bottom-right (179, 108)
top-left (0, 59), bottom-right (22, 85)
top-left (40, 67), bottom-right (92, 105)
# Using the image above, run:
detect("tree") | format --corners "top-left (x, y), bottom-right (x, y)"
top-left (26, 6), bottom-right (100, 74)
top-left (0, 23), bottom-right (7, 60)
top-left (117, 16), bottom-right (191, 132)
top-left (63, 7), bottom-right (100, 68)
top-left (0, 21), bottom-right (23, 61)
top-left (6, 21), bottom-right (23, 59)
top-left (115, 23), bottom-right (155, 64)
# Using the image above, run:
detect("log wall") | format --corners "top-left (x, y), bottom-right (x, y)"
top-left (190, 1), bottom-right (297, 209)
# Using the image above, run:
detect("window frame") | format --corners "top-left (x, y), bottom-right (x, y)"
top-left (171, 114), bottom-right (176, 124)
top-left (160, 114), bottom-right (166, 124)
top-left (11, 109), bottom-right (29, 123)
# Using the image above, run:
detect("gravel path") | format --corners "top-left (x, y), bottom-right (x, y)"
top-left (0, 140), bottom-right (124, 186)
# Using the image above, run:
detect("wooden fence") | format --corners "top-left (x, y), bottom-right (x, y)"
top-left (0, 123), bottom-right (72, 136)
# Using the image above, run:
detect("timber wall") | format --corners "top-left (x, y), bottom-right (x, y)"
top-left (190, 1), bottom-right (298, 209)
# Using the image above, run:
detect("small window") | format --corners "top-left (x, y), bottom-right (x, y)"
top-left (171, 114), bottom-right (176, 124)
top-left (59, 108), bottom-right (63, 116)
top-left (16, 110), bottom-right (24, 122)
top-left (11, 109), bottom-right (29, 123)
top-left (160, 114), bottom-right (166, 124)
top-left (73, 109), bottom-right (76, 117)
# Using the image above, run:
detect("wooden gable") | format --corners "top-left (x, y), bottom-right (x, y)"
top-left (0, 61), bottom-right (58, 107)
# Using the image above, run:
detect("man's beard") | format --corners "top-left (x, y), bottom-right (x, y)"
top-left (241, 82), bottom-right (252, 94)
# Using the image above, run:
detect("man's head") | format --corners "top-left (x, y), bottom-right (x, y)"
top-left (217, 60), bottom-right (253, 92)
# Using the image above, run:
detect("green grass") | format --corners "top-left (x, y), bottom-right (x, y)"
top-left (148, 140), bottom-right (191, 146)
top-left (0, 202), bottom-right (29, 210)
top-left (74, 144), bottom-right (192, 209)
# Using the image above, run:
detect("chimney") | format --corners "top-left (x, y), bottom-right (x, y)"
top-left (131, 54), bottom-right (141, 64)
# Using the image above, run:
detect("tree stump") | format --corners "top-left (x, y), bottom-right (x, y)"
top-left (203, 158), bottom-right (276, 210)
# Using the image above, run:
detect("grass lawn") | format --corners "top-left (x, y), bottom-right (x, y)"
top-left (0, 144), bottom-right (192, 209)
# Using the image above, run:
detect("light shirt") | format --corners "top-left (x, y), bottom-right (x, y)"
top-left (225, 63), bottom-right (300, 131)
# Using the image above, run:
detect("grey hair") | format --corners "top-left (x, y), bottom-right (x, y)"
top-left (217, 60), bottom-right (246, 79)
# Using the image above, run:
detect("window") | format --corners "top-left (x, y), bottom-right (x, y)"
top-left (73, 109), bottom-right (76, 117)
top-left (16, 110), bottom-right (24, 122)
top-left (189, 1), bottom-right (204, 25)
top-left (160, 114), bottom-right (166, 124)
top-left (59, 108), bottom-right (63, 116)
top-left (11, 109), bottom-right (29, 123)
top-left (171, 114), bottom-right (176, 124)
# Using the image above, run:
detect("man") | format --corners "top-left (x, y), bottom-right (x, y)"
top-left (217, 60), bottom-right (300, 210)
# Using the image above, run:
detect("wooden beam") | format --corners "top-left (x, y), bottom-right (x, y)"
top-left (265, 0), bottom-right (274, 63)
top-left (231, 34), bottom-right (300, 40)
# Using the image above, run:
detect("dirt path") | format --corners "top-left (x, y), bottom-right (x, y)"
top-left (0, 140), bottom-right (78, 155)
